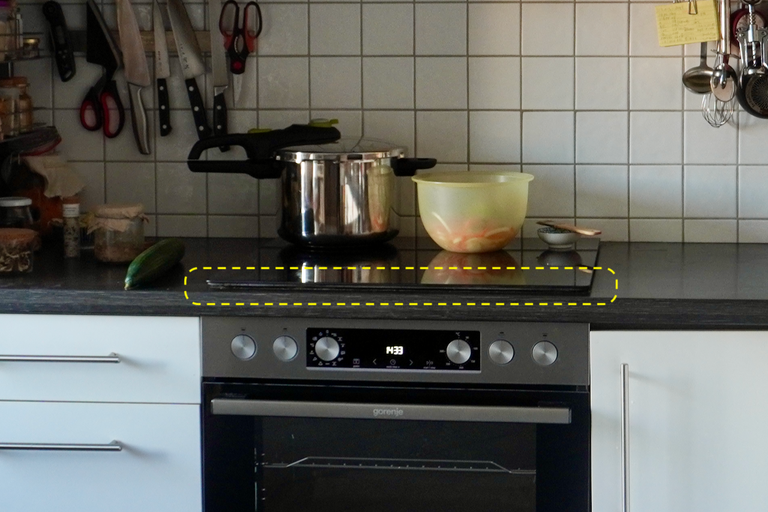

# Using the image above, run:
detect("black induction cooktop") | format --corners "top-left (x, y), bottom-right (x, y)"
top-left (205, 237), bottom-right (600, 295)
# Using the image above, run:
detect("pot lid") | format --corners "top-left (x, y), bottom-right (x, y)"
top-left (276, 138), bottom-right (406, 163)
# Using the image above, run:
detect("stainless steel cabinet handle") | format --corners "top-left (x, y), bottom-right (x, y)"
top-left (211, 399), bottom-right (572, 424)
top-left (0, 353), bottom-right (120, 363)
top-left (621, 363), bottom-right (630, 512)
top-left (0, 441), bottom-right (122, 452)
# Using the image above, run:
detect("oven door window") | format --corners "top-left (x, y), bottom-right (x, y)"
top-left (203, 384), bottom-right (589, 512)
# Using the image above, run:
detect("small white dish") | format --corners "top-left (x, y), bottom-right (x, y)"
top-left (537, 227), bottom-right (581, 250)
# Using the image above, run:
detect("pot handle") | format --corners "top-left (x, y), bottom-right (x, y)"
top-left (187, 125), bottom-right (342, 178)
top-left (392, 158), bottom-right (437, 177)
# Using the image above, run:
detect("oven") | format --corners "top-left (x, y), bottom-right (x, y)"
top-left (201, 317), bottom-right (590, 512)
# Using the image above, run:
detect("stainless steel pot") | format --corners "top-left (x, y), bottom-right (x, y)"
top-left (187, 125), bottom-right (436, 247)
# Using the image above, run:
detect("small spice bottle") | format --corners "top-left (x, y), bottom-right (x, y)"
top-left (0, 196), bottom-right (34, 229)
top-left (0, 227), bottom-right (37, 273)
top-left (62, 195), bottom-right (79, 258)
top-left (13, 77), bottom-right (33, 131)
top-left (88, 203), bottom-right (147, 263)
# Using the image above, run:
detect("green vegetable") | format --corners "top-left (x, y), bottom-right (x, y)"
top-left (124, 238), bottom-right (185, 290)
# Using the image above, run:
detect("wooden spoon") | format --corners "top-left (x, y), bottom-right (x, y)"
top-left (537, 220), bottom-right (602, 237)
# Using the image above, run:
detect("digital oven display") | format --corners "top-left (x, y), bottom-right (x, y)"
top-left (306, 328), bottom-right (481, 371)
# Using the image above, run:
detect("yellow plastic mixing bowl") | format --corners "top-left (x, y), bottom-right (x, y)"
top-left (412, 171), bottom-right (534, 253)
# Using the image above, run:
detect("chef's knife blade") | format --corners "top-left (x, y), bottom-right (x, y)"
top-left (117, 0), bottom-right (151, 155)
top-left (153, 0), bottom-right (172, 137)
top-left (167, 0), bottom-right (211, 139)
top-left (86, 0), bottom-right (121, 74)
top-left (208, 0), bottom-right (229, 150)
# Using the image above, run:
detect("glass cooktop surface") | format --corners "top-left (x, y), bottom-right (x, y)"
top-left (206, 237), bottom-right (600, 295)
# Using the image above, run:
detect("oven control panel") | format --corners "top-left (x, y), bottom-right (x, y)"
top-left (306, 328), bottom-right (481, 371)
top-left (202, 317), bottom-right (589, 386)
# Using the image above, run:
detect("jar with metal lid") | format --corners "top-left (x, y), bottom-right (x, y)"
top-left (0, 196), bottom-right (34, 229)
top-left (88, 203), bottom-right (147, 263)
top-left (0, 227), bottom-right (37, 273)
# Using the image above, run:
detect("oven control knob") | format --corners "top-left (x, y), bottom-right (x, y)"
top-left (315, 336), bottom-right (340, 362)
top-left (489, 340), bottom-right (514, 365)
top-left (273, 336), bottom-right (298, 362)
top-left (532, 341), bottom-right (558, 366)
top-left (446, 339), bottom-right (471, 365)
top-left (231, 334), bottom-right (257, 360)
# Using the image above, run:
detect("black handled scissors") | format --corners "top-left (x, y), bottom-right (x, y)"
top-left (80, 73), bottom-right (125, 138)
top-left (219, 0), bottom-right (262, 75)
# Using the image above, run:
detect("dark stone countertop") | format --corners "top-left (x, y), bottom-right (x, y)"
top-left (2, 238), bottom-right (768, 328)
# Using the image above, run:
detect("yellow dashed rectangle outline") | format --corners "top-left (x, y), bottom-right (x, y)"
top-left (186, 266), bottom-right (617, 307)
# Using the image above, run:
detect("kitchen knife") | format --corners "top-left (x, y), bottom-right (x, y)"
top-left (167, 0), bottom-right (212, 140)
top-left (42, 1), bottom-right (76, 82)
top-left (153, 0), bottom-right (172, 137)
top-left (208, 0), bottom-right (230, 150)
top-left (117, 0), bottom-right (151, 155)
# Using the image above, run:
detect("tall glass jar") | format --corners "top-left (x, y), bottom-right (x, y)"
top-left (13, 77), bottom-right (33, 131)
top-left (88, 203), bottom-right (147, 263)
top-left (0, 77), bottom-right (19, 137)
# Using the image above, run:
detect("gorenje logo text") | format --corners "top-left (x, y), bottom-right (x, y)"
top-left (372, 408), bottom-right (404, 418)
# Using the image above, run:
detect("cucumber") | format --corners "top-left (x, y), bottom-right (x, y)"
top-left (124, 238), bottom-right (186, 290)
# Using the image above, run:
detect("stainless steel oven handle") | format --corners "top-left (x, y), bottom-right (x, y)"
top-left (0, 353), bottom-right (121, 363)
top-left (211, 399), bottom-right (571, 424)
top-left (621, 363), bottom-right (630, 512)
top-left (0, 441), bottom-right (122, 452)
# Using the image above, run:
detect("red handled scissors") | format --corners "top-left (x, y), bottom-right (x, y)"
top-left (219, 0), bottom-right (262, 75)
top-left (79, 74), bottom-right (125, 138)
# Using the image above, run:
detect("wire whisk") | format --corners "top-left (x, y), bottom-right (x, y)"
top-left (702, 90), bottom-right (735, 127)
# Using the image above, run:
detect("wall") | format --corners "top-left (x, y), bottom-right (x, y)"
top-left (16, 0), bottom-right (768, 242)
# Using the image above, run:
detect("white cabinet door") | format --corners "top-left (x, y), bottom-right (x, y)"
top-left (0, 401), bottom-right (201, 512)
top-left (0, 315), bottom-right (200, 403)
top-left (591, 331), bottom-right (768, 512)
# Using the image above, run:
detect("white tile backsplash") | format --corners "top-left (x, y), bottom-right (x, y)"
top-left (576, 4), bottom-right (628, 56)
top-left (468, 4), bottom-right (519, 56)
top-left (469, 57), bottom-right (520, 109)
top-left (684, 166), bottom-right (737, 218)
top-left (363, 4), bottom-right (414, 55)
top-left (576, 112), bottom-right (628, 164)
top-left (575, 57), bottom-right (628, 111)
top-left (630, 165), bottom-right (683, 218)
top-left (521, 58), bottom-right (574, 110)
top-left (415, 4), bottom-right (467, 56)
top-left (363, 58), bottom-right (414, 109)
top-left (30, 0), bottom-right (768, 241)
top-left (521, 4), bottom-right (574, 56)
top-left (415, 57), bottom-right (467, 109)
top-left (310, 4), bottom-right (361, 55)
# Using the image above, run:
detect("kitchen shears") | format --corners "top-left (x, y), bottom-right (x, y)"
top-left (219, 0), bottom-right (262, 75)
top-left (80, 0), bottom-right (126, 138)
top-left (80, 75), bottom-right (125, 138)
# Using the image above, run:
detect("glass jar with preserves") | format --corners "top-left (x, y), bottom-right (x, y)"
top-left (0, 227), bottom-right (37, 273)
top-left (88, 203), bottom-right (147, 263)
top-left (0, 196), bottom-right (34, 229)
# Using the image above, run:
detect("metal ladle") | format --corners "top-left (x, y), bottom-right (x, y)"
top-left (711, 0), bottom-right (737, 102)
top-left (684, 42), bottom-right (714, 93)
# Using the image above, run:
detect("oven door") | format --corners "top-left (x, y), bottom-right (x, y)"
top-left (203, 382), bottom-right (589, 512)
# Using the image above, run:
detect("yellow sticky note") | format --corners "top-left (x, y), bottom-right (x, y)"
top-left (656, 0), bottom-right (720, 47)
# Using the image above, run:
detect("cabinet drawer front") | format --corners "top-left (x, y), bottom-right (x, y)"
top-left (0, 401), bottom-right (202, 512)
top-left (0, 315), bottom-right (200, 403)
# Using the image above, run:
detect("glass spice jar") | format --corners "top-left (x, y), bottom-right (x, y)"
top-left (0, 227), bottom-right (37, 273)
top-left (0, 196), bottom-right (34, 229)
top-left (88, 203), bottom-right (147, 263)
